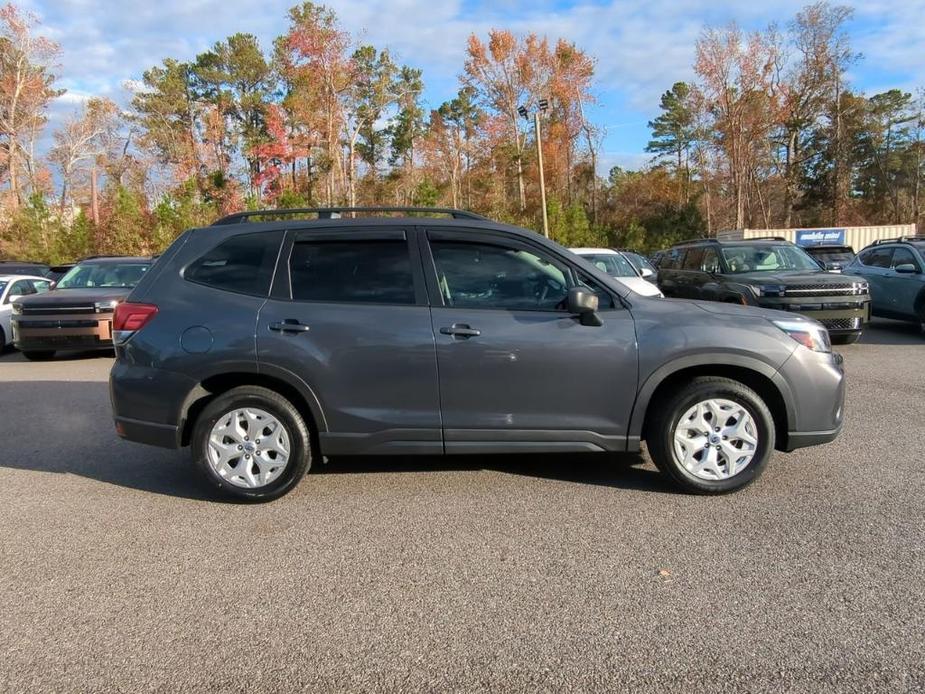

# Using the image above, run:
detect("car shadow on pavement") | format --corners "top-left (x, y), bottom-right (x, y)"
top-left (318, 453), bottom-right (679, 494)
top-left (858, 319), bottom-right (924, 346)
top-left (0, 349), bottom-right (115, 363)
top-left (1, 378), bottom-right (676, 501)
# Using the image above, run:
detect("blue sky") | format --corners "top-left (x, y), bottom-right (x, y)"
top-left (25, 0), bottom-right (925, 173)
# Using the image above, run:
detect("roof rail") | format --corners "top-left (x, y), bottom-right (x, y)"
top-left (211, 206), bottom-right (488, 225)
top-left (871, 235), bottom-right (925, 246)
top-left (748, 236), bottom-right (790, 242)
top-left (673, 237), bottom-right (720, 247)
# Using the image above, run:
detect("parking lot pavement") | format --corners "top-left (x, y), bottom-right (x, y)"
top-left (1, 320), bottom-right (924, 693)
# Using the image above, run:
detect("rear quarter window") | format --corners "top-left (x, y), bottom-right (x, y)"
top-left (185, 231), bottom-right (283, 296)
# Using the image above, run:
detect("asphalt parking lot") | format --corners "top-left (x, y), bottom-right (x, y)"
top-left (1, 320), bottom-right (924, 693)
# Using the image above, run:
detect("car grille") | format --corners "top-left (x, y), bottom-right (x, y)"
top-left (25, 319), bottom-right (100, 328)
top-left (784, 284), bottom-right (866, 297)
top-left (34, 335), bottom-right (102, 346)
top-left (20, 304), bottom-right (96, 315)
top-left (819, 317), bottom-right (863, 331)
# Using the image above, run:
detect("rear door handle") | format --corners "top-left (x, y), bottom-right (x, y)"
top-left (269, 320), bottom-right (311, 334)
top-left (440, 324), bottom-right (481, 338)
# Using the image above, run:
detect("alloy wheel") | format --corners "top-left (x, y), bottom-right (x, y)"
top-left (672, 398), bottom-right (759, 481)
top-left (207, 407), bottom-right (291, 488)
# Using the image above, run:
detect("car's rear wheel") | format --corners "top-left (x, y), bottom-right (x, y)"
top-left (647, 377), bottom-right (775, 494)
top-left (192, 386), bottom-right (312, 502)
top-left (22, 350), bottom-right (56, 361)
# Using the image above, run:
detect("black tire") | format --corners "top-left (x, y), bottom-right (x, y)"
top-left (830, 332), bottom-right (861, 345)
top-left (191, 386), bottom-right (312, 502)
top-left (646, 376), bottom-right (775, 494)
top-left (22, 350), bottom-right (56, 361)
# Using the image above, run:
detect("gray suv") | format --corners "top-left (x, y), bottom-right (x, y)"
top-left (110, 207), bottom-right (846, 501)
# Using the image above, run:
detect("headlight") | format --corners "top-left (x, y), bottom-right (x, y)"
top-left (94, 299), bottom-right (121, 312)
top-left (772, 319), bottom-right (831, 353)
top-left (11, 303), bottom-right (22, 315)
top-left (747, 284), bottom-right (786, 297)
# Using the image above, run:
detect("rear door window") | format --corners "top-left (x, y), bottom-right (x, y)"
top-left (660, 248), bottom-right (686, 270)
top-left (859, 247), bottom-right (894, 268)
top-left (681, 247), bottom-right (704, 271)
top-left (289, 240), bottom-right (415, 305)
top-left (186, 231), bottom-right (283, 296)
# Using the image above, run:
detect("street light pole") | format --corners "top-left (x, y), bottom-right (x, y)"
top-left (534, 111), bottom-right (549, 238)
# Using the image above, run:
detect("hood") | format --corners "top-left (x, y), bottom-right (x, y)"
top-left (16, 286), bottom-right (132, 306)
top-left (688, 299), bottom-right (809, 323)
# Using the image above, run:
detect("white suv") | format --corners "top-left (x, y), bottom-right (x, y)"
top-left (0, 275), bottom-right (52, 348)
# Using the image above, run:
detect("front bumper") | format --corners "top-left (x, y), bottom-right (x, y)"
top-left (756, 297), bottom-right (871, 334)
top-left (12, 312), bottom-right (115, 351)
top-left (777, 351), bottom-right (846, 452)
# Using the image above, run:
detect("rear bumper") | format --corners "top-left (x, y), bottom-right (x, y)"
top-left (114, 416), bottom-right (181, 449)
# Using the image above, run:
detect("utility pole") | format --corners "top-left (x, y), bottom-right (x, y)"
top-left (90, 165), bottom-right (100, 226)
top-left (519, 99), bottom-right (550, 238)
top-left (534, 111), bottom-right (549, 238)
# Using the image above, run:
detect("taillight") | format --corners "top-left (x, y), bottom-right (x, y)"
top-left (113, 302), bottom-right (158, 343)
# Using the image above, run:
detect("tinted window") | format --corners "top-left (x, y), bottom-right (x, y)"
top-left (681, 247), bottom-right (705, 270)
top-left (431, 241), bottom-right (569, 311)
top-left (186, 231), bottom-right (282, 296)
top-left (859, 247), bottom-right (894, 269)
top-left (289, 240), bottom-right (414, 304)
top-left (660, 248), bottom-right (686, 270)
top-left (892, 247), bottom-right (918, 269)
top-left (701, 247), bottom-right (721, 273)
top-left (577, 273), bottom-right (616, 310)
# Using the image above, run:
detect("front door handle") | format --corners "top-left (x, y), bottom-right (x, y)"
top-left (269, 319), bottom-right (311, 334)
top-left (440, 324), bottom-right (481, 338)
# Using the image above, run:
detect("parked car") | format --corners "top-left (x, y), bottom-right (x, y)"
top-left (11, 256), bottom-right (154, 360)
top-left (613, 248), bottom-right (659, 284)
top-left (110, 207), bottom-right (845, 501)
top-left (803, 245), bottom-right (856, 273)
top-left (48, 263), bottom-right (76, 281)
top-left (0, 275), bottom-right (53, 349)
top-left (570, 248), bottom-right (663, 297)
top-left (846, 236), bottom-right (925, 329)
top-left (656, 237), bottom-right (870, 344)
top-left (0, 260), bottom-right (52, 278)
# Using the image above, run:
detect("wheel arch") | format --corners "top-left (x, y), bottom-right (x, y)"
top-left (178, 369), bottom-right (327, 448)
top-left (631, 356), bottom-right (796, 452)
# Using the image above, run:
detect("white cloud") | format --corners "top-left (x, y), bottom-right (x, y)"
top-left (20, 0), bottom-right (925, 166)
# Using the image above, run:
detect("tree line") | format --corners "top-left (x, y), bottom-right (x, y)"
top-left (0, 1), bottom-right (922, 263)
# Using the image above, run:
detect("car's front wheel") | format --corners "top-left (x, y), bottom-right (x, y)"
top-left (192, 386), bottom-right (312, 502)
top-left (647, 377), bottom-right (775, 494)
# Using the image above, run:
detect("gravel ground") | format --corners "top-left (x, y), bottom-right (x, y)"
top-left (1, 319), bottom-right (923, 693)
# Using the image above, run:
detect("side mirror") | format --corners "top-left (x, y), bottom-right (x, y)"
top-left (640, 267), bottom-right (655, 279)
top-left (567, 287), bottom-right (602, 327)
top-left (7, 294), bottom-right (22, 304)
top-left (895, 263), bottom-right (919, 274)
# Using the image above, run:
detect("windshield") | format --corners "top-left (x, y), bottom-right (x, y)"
top-left (581, 253), bottom-right (637, 278)
top-left (720, 245), bottom-right (822, 274)
top-left (57, 262), bottom-right (150, 289)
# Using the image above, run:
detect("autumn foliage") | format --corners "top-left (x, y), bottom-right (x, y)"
top-left (0, 1), bottom-right (922, 263)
